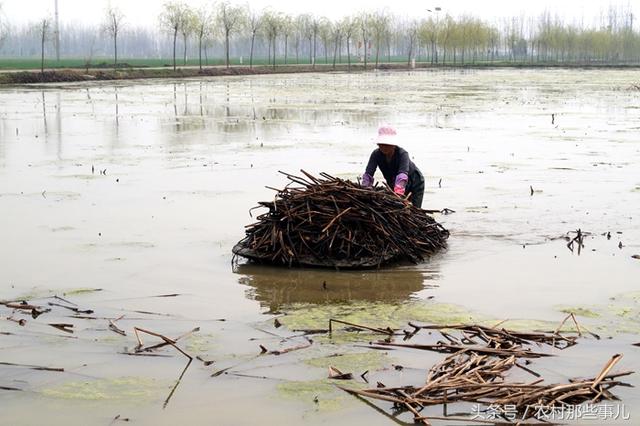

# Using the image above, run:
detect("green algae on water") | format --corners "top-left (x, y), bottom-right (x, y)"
top-left (185, 333), bottom-right (216, 354)
top-left (556, 306), bottom-right (600, 318)
top-left (278, 300), bottom-right (480, 332)
top-left (305, 351), bottom-right (389, 373)
top-left (41, 376), bottom-right (164, 401)
top-left (277, 379), bottom-right (364, 412)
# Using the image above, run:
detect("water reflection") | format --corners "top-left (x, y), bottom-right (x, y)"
top-left (41, 91), bottom-right (48, 136)
top-left (55, 92), bottom-right (61, 159)
top-left (235, 263), bottom-right (439, 312)
top-left (114, 87), bottom-right (119, 129)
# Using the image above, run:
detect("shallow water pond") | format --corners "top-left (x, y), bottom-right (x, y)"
top-left (1, 69), bottom-right (639, 424)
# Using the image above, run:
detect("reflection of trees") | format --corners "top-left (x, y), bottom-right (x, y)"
top-left (235, 263), bottom-right (438, 312)
top-left (55, 92), bottom-right (61, 159)
top-left (163, 79), bottom-right (383, 138)
top-left (41, 91), bottom-right (48, 136)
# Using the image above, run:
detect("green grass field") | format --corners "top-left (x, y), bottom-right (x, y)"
top-left (1, 55), bottom-right (636, 73)
top-left (0, 55), bottom-right (513, 70)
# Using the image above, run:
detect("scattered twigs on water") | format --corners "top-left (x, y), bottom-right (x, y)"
top-left (329, 318), bottom-right (395, 336)
top-left (108, 315), bottom-right (126, 336)
top-left (259, 337), bottom-right (313, 355)
top-left (328, 366), bottom-right (354, 380)
top-left (133, 327), bottom-right (199, 353)
top-left (408, 319), bottom-right (580, 350)
top-left (5, 316), bottom-right (26, 326)
top-left (163, 357), bottom-right (192, 409)
top-left (567, 229), bottom-right (585, 254)
top-left (371, 341), bottom-right (552, 358)
top-left (0, 385), bottom-right (23, 391)
top-left (109, 414), bottom-right (131, 424)
top-left (196, 355), bottom-right (214, 366)
top-left (0, 301), bottom-right (51, 318)
top-left (47, 302), bottom-right (94, 314)
top-left (132, 327), bottom-right (194, 409)
top-left (48, 323), bottom-right (74, 333)
top-left (0, 361), bottom-right (64, 372)
top-left (233, 171), bottom-right (449, 268)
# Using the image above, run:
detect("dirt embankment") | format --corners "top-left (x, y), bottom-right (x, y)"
top-left (2, 62), bottom-right (640, 85)
top-left (0, 63), bottom-right (409, 85)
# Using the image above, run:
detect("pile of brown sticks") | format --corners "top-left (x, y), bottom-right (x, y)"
top-left (336, 318), bottom-right (633, 424)
top-left (233, 171), bottom-right (449, 267)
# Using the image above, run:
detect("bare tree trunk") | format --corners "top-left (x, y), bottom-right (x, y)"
top-left (347, 37), bottom-right (351, 71)
top-left (267, 38), bottom-right (272, 65)
top-left (431, 40), bottom-right (435, 64)
top-left (172, 29), bottom-right (178, 71)
top-left (114, 34), bottom-right (118, 69)
top-left (198, 34), bottom-right (202, 70)
top-left (272, 36), bottom-right (276, 69)
top-left (284, 35), bottom-right (288, 65)
top-left (183, 34), bottom-right (187, 65)
top-left (225, 29), bottom-right (230, 68)
top-left (250, 33), bottom-right (255, 68)
top-left (362, 29), bottom-right (367, 70)
top-left (41, 30), bottom-right (46, 74)
top-left (332, 36), bottom-right (338, 69)
top-left (375, 37), bottom-right (379, 68)
top-left (313, 32), bottom-right (317, 68)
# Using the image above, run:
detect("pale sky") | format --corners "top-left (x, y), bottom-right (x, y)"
top-left (1, 0), bottom-right (636, 28)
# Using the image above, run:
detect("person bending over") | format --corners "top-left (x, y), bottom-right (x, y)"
top-left (361, 125), bottom-right (425, 208)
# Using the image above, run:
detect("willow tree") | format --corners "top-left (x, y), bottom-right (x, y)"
top-left (371, 11), bottom-right (389, 67)
top-left (245, 6), bottom-right (262, 68)
top-left (280, 15), bottom-right (293, 65)
top-left (263, 11), bottom-right (283, 69)
top-left (419, 18), bottom-right (438, 64)
top-left (356, 12), bottom-right (370, 69)
top-left (36, 16), bottom-right (51, 74)
top-left (180, 6), bottom-right (196, 65)
top-left (193, 6), bottom-right (212, 70)
top-left (340, 16), bottom-right (357, 71)
top-left (318, 18), bottom-right (333, 64)
top-left (102, 6), bottom-right (124, 68)
top-left (331, 23), bottom-right (342, 68)
top-left (216, 1), bottom-right (244, 68)
top-left (406, 20), bottom-right (419, 66)
top-left (159, 1), bottom-right (188, 70)
top-left (295, 14), bottom-right (312, 65)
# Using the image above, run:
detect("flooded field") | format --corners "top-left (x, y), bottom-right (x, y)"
top-left (1, 68), bottom-right (639, 425)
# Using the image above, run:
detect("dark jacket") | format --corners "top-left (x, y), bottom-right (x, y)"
top-left (365, 146), bottom-right (423, 189)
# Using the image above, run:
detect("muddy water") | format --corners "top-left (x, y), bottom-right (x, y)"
top-left (1, 69), bottom-right (639, 425)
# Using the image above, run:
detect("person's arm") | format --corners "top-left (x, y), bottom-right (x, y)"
top-left (393, 150), bottom-right (410, 195)
top-left (362, 151), bottom-right (378, 187)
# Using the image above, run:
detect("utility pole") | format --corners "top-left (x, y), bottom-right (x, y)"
top-left (54, 0), bottom-right (60, 61)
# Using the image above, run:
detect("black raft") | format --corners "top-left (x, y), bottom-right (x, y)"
top-left (232, 171), bottom-right (449, 269)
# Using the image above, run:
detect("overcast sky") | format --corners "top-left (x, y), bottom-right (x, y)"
top-left (2, 0), bottom-right (637, 27)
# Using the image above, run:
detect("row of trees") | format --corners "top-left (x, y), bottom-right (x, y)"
top-left (2, 1), bottom-right (640, 71)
